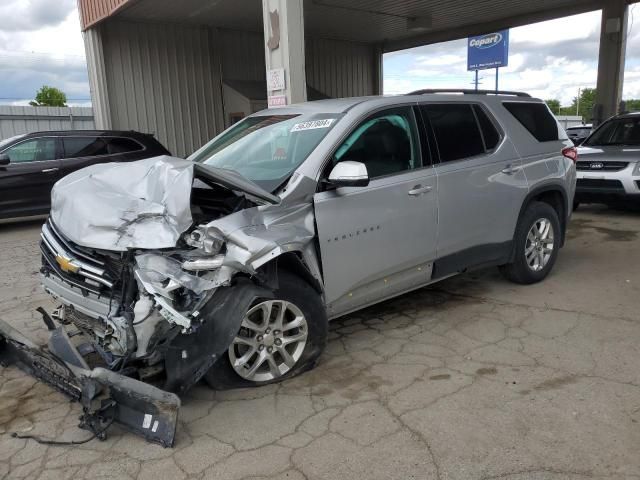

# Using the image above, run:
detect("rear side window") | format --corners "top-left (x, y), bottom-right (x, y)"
top-left (473, 105), bottom-right (501, 150)
top-left (421, 104), bottom-right (485, 162)
top-left (503, 102), bottom-right (559, 142)
top-left (107, 137), bottom-right (144, 154)
top-left (63, 137), bottom-right (108, 158)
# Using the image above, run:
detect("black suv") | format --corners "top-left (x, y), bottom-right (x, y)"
top-left (0, 130), bottom-right (170, 220)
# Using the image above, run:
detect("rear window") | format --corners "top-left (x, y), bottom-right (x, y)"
top-left (503, 102), bottom-right (559, 142)
top-left (421, 104), bottom-right (485, 162)
top-left (63, 137), bottom-right (109, 158)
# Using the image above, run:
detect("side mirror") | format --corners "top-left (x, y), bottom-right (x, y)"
top-left (0, 153), bottom-right (9, 166)
top-left (328, 161), bottom-right (369, 188)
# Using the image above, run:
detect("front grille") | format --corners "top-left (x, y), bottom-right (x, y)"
top-left (40, 219), bottom-right (125, 295)
top-left (576, 179), bottom-right (625, 192)
top-left (576, 161), bottom-right (629, 172)
top-left (65, 305), bottom-right (107, 339)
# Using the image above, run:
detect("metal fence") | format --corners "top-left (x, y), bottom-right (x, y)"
top-left (0, 106), bottom-right (95, 140)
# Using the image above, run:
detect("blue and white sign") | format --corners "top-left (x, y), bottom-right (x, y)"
top-left (467, 30), bottom-right (509, 71)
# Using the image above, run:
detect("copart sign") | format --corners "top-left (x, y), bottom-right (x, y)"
top-left (467, 30), bottom-right (509, 71)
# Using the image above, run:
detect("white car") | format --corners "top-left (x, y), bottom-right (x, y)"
top-left (576, 113), bottom-right (640, 207)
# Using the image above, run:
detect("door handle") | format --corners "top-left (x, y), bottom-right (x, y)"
top-left (501, 164), bottom-right (519, 175)
top-left (408, 185), bottom-right (433, 196)
top-left (41, 168), bottom-right (59, 173)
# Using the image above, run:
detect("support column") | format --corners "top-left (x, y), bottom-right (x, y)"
top-left (594, 0), bottom-right (628, 125)
top-left (262, 0), bottom-right (307, 107)
top-left (83, 26), bottom-right (112, 129)
top-left (373, 44), bottom-right (384, 95)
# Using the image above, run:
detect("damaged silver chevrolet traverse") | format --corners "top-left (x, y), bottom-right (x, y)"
top-left (0, 91), bottom-right (576, 446)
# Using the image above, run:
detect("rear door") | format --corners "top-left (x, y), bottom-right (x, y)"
top-left (313, 106), bottom-right (438, 317)
top-left (419, 102), bottom-right (527, 275)
top-left (0, 136), bottom-right (61, 218)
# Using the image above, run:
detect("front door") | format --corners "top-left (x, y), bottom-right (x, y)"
top-left (0, 137), bottom-right (61, 219)
top-left (313, 106), bottom-right (438, 318)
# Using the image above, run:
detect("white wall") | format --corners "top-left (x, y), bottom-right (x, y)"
top-left (0, 106), bottom-right (95, 140)
top-left (99, 20), bottom-right (225, 157)
top-left (85, 20), bottom-right (382, 156)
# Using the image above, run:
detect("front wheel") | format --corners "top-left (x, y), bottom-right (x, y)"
top-left (204, 271), bottom-right (327, 389)
top-left (499, 201), bottom-right (561, 285)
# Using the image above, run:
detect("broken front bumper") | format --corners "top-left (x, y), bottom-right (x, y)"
top-left (0, 317), bottom-right (180, 448)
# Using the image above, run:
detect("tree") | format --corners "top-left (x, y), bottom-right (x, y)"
top-left (567, 87), bottom-right (597, 122)
top-left (545, 99), bottom-right (561, 115)
top-left (623, 99), bottom-right (640, 112)
top-left (29, 85), bottom-right (67, 107)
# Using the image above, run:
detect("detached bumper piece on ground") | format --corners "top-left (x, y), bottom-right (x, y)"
top-left (0, 317), bottom-right (180, 448)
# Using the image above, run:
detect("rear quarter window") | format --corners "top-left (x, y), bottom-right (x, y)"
top-left (107, 137), bottom-right (144, 154)
top-left (503, 102), bottom-right (560, 142)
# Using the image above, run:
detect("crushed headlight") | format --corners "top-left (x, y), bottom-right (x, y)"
top-left (184, 227), bottom-right (224, 254)
top-left (181, 255), bottom-right (224, 271)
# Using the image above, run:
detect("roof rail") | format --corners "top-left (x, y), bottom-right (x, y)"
top-left (407, 89), bottom-right (531, 97)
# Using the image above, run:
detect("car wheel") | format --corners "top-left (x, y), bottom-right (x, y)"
top-left (204, 270), bottom-right (327, 389)
top-left (499, 201), bottom-right (561, 285)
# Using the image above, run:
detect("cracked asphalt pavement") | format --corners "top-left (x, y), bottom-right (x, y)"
top-left (0, 205), bottom-right (639, 480)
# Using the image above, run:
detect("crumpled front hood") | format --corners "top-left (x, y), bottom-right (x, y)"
top-left (51, 156), bottom-right (195, 251)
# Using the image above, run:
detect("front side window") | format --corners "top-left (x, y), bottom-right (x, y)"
top-left (63, 137), bottom-right (109, 158)
top-left (584, 117), bottom-right (640, 146)
top-left (332, 107), bottom-right (421, 178)
top-left (4, 138), bottom-right (56, 163)
top-left (422, 104), bottom-right (485, 162)
top-left (191, 113), bottom-right (342, 193)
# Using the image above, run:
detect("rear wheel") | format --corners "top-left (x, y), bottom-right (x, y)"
top-left (204, 271), bottom-right (327, 389)
top-left (499, 201), bottom-right (561, 285)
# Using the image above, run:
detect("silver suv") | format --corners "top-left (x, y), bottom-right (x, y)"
top-left (0, 90), bottom-right (576, 446)
top-left (575, 112), bottom-right (640, 207)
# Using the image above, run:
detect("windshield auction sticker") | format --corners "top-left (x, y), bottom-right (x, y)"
top-left (290, 119), bottom-right (335, 132)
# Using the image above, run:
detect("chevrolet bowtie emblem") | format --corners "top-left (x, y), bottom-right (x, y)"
top-left (55, 255), bottom-right (80, 274)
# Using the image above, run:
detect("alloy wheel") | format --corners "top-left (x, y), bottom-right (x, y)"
top-left (229, 300), bottom-right (308, 382)
top-left (525, 217), bottom-right (554, 272)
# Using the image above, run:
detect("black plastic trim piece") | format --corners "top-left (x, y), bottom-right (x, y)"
top-left (432, 241), bottom-right (513, 280)
top-left (408, 89), bottom-right (531, 97)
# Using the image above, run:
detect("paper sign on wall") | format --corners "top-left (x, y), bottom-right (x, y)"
top-left (268, 95), bottom-right (287, 108)
top-left (267, 68), bottom-right (286, 91)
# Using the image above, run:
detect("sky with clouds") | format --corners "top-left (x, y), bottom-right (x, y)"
top-left (0, 0), bottom-right (89, 106)
top-left (0, 2), bottom-right (638, 108)
top-left (384, 7), bottom-right (640, 105)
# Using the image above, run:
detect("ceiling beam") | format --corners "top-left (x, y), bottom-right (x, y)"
top-left (383, 0), bottom-right (605, 52)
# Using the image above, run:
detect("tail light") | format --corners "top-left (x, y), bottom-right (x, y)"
top-left (562, 146), bottom-right (578, 163)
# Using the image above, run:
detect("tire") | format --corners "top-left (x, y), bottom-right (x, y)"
top-left (499, 201), bottom-right (561, 285)
top-left (204, 270), bottom-right (327, 390)
top-left (572, 200), bottom-right (580, 211)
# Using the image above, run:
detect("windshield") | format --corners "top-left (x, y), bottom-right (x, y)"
top-left (584, 117), bottom-right (640, 146)
top-left (190, 113), bottom-right (342, 192)
top-left (0, 134), bottom-right (25, 150)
